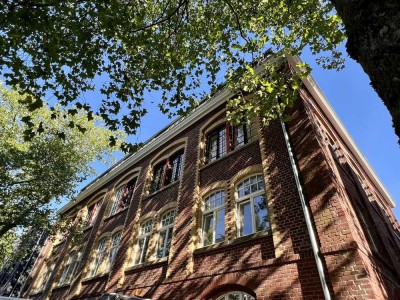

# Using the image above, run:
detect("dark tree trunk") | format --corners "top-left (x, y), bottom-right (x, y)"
top-left (332, 0), bottom-right (400, 143)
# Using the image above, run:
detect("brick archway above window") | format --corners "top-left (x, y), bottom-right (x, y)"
top-left (199, 273), bottom-right (258, 300)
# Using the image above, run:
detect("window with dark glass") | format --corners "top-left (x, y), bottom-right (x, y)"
top-left (84, 202), bottom-right (100, 227)
top-left (206, 120), bottom-right (256, 164)
top-left (150, 150), bottom-right (184, 193)
top-left (109, 178), bottom-right (137, 216)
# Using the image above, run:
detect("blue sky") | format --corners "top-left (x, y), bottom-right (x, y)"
top-left (68, 49), bottom-right (400, 221)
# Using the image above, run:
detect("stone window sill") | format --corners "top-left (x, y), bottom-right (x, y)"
top-left (200, 140), bottom-right (259, 171)
top-left (143, 180), bottom-right (180, 200)
top-left (125, 257), bottom-right (168, 272)
top-left (194, 230), bottom-right (270, 254)
top-left (104, 206), bottom-right (129, 221)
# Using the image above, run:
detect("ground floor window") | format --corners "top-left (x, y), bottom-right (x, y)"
top-left (216, 291), bottom-right (255, 300)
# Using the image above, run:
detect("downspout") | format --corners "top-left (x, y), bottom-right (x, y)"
top-left (280, 120), bottom-right (332, 300)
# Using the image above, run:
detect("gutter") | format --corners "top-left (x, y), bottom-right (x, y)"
top-left (280, 121), bottom-right (332, 300)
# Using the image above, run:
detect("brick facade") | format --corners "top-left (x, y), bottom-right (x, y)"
top-left (24, 57), bottom-right (400, 300)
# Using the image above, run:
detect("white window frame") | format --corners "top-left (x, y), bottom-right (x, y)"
top-left (202, 191), bottom-right (225, 246)
top-left (156, 210), bottom-right (176, 258)
top-left (34, 264), bottom-right (54, 293)
top-left (236, 175), bottom-right (268, 237)
top-left (109, 186), bottom-right (125, 216)
top-left (84, 202), bottom-right (100, 227)
top-left (90, 238), bottom-right (108, 277)
top-left (107, 231), bottom-right (122, 270)
top-left (58, 251), bottom-right (78, 285)
top-left (133, 219), bottom-right (153, 265)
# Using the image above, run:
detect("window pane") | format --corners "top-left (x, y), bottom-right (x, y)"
top-left (164, 227), bottom-right (173, 257)
top-left (239, 202), bottom-right (253, 236)
top-left (171, 151), bottom-right (184, 182)
top-left (136, 236), bottom-right (150, 264)
top-left (210, 137), bottom-right (218, 161)
top-left (236, 124), bottom-right (245, 147)
top-left (157, 229), bottom-right (167, 258)
top-left (161, 210), bottom-right (176, 227)
top-left (203, 214), bottom-right (214, 246)
top-left (228, 293), bottom-right (241, 300)
top-left (253, 195), bottom-right (269, 232)
top-left (215, 209), bottom-right (225, 243)
top-left (141, 220), bottom-right (153, 235)
top-left (140, 236), bottom-right (150, 263)
top-left (151, 162), bottom-right (165, 192)
top-left (204, 191), bottom-right (225, 211)
top-left (219, 128), bottom-right (227, 157)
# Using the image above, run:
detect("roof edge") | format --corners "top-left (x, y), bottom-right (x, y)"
top-left (286, 54), bottom-right (395, 208)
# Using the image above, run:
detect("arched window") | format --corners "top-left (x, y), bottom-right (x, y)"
top-left (133, 219), bottom-right (153, 265)
top-left (90, 238), bottom-right (107, 277)
top-left (202, 191), bottom-right (225, 246)
top-left (84, 201), bottom-right (101, 227)
top-left (58, 251), bottom-right (79, 285)
top-left (236, 175), bottom-right (269, 236)
top-left (156, 210), bottom-right (176, 258)
top-left (109, 178), bottom-right (137, 216)
top-left (34, 264), bottom-right (54, 293)
top-left (150, 149), bottom-right (184, 193)
top-left (216, 291), bottom-right (255, 300)
top-left (107, 231), bottom-right (122, 270)
top-left (205, 120), bottom-right (257, 164)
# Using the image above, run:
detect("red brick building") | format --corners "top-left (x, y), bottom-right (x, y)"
top-left (24, 55), bottom-right (400, 300)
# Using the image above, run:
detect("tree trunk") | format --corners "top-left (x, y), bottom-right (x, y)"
top-left (332, 0), bottom-right (400, 143)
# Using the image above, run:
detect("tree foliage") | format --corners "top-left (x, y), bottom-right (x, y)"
top-left (0, 0), bottom-right (348, 151)
top-left (0, 84), bottom-right (124, 238)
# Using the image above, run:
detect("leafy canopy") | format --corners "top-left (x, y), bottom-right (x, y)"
top-left (0, 84), bottom-right (124, 238)
top-left (0, 0), bottom-right (345, 151)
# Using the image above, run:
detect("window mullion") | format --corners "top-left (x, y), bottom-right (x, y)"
top-left (213, 210), bottom-right (216, 244)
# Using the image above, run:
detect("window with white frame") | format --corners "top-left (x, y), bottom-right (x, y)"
top-left (34, 264), bottom-right (53, 293)
top-left (156, 210), bottom-right (176, 258)
top-left (84, 202), bottom-right (100, 227)
top-left (236, 175), bottom-right (269, 237)
top-left (58, 251), bottom-right (79, 285)
top-left (216, 291), bottom-right (255, 300)
top-left (107, 231), bottom-right (122, 270)
top-left (89, 238), bottom-right (107, 277)
top-left (109, 178), bottom-right (137, 216)
top-left (202, 191), bottom-right (225, 246)
top-left (133, 219), bottom-right (153, 265)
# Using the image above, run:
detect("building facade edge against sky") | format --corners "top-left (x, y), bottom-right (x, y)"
top-left (63, 53), bottom-right (399, 215)
top-left (25, 54), bottom-right (400, 299)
